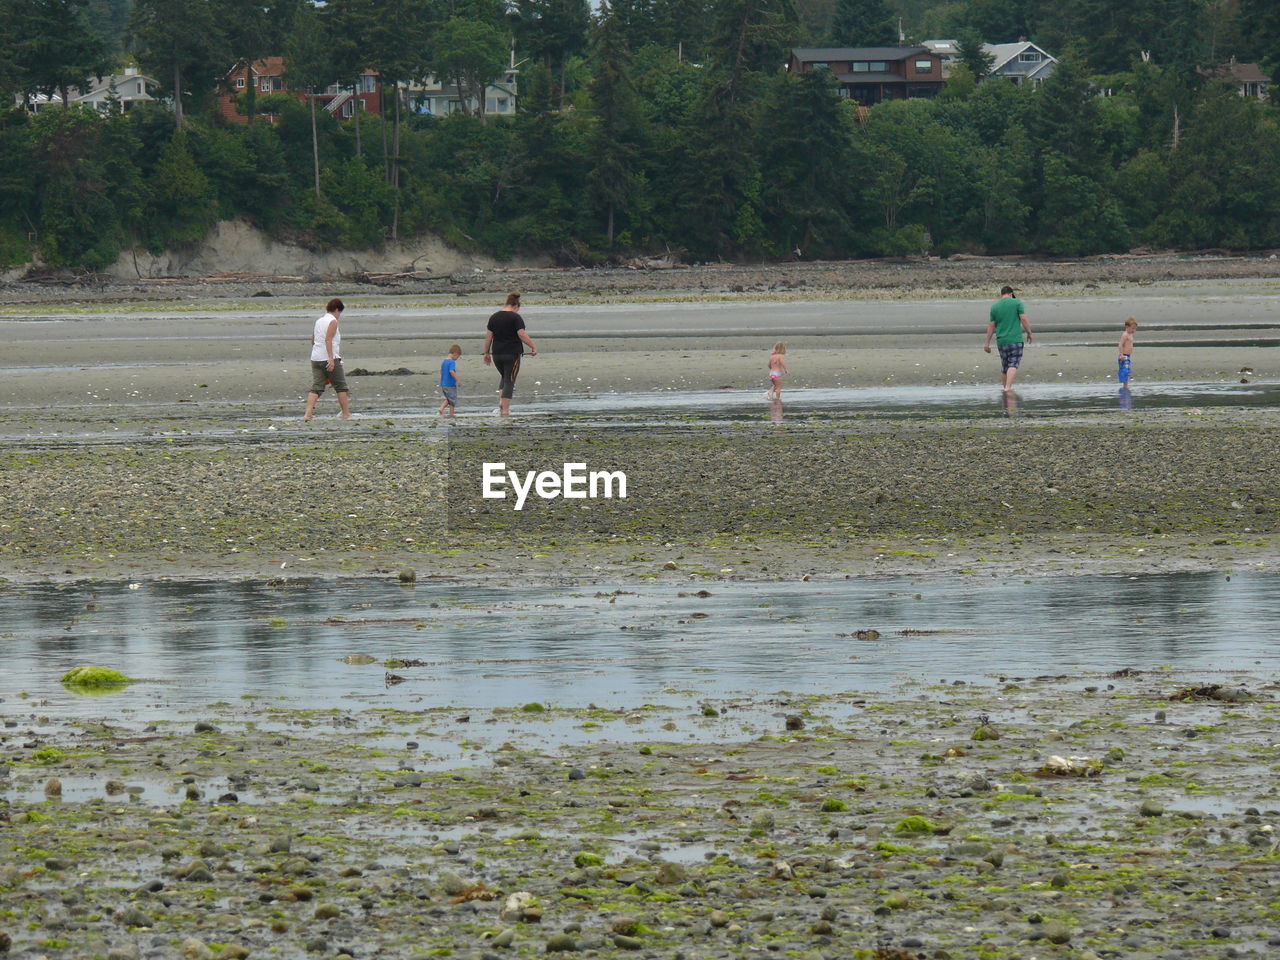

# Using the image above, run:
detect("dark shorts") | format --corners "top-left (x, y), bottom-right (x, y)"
top-left (997, 342), bottom-right (1024, 372)
top-left (493, 353), bottom-right (521, 399)
top-left (440, 385), bottom-right (458, 406)
top-left (310, 359), bottom-right (348, 395)
top-left (1118, 355), bottom-right (1132, 383)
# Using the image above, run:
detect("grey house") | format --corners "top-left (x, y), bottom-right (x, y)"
top-left (983, 42), bottom-right (1057, 86)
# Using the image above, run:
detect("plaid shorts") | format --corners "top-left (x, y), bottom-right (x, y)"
top-left (998, 342), bottom-right (1024, 372)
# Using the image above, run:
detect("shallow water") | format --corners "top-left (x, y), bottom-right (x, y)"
top-left (430, 379), bottom-right (1280, 423)
top-left (0, 572), bottom-right (1274, 721)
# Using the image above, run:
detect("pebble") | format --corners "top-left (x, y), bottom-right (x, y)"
top-left (1043, 920), bottom-right (1072, 944)
top-left (491, 927), bottom-right (516, 948)
top-left (440, 871), bottom-right (471, 895)
top-left (544, 933), bottom-right (576, 952)
top-left (181, 938), bottom-right (214, 960)
top-left (119, 907), bottom-right (152, 928)
top-left (1140, 799), bottom-right (1165, 817)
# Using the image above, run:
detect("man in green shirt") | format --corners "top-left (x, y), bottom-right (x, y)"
top-left (983, 285), bottom-right (1033, 392)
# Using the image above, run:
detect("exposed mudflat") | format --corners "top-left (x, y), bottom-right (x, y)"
top-left (2, 266), bottom-right (1280, 959)
top-left (3, 670), bottom-right (1279, 959)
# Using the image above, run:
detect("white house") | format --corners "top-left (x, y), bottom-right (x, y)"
top-left (26, 67), bottom-right (162, 113)
top-left (406, 69), bottom-right (519, 118)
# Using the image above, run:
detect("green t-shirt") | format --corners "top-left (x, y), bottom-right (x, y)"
top-left (989, 297), bottom-right (1026, 346)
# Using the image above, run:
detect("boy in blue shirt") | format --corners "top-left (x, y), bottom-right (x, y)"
top-left (438, 344), bottom-right (461, 416)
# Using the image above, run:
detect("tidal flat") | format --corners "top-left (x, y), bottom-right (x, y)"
top-left (2, 268), bottom-right (1279, 958)
top-left (2, 671), bottom-right (1279, 959)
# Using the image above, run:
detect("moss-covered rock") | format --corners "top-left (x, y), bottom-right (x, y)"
top-left (60, 665), bottom-right (134, 688)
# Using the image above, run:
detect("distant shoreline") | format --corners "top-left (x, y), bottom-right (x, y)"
top-left (4, 251), bottom-right (1280, 307)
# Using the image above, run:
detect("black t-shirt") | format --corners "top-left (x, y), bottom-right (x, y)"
top-left (487, 310), bottom-right (526, 355)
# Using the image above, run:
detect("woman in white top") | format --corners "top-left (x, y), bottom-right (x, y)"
top-left (303, 298), bottom-right (352, 420)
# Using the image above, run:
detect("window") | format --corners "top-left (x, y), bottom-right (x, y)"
top-left (810, 62), bottom-right (829, 70)
top-left (869, 61), bottom-right (888, 71)
top-left (497, 97), bottom-right (508, 110)
top-left (1019, 51), bottom-right (1041, 62)
top-left (852, 61), bottom-right (869, 72)
top-left (236, 77), bottom-right (245, 88)
top-left (136, 82), bottom-right (143, 95)
top-left (260, 77), bottom-right (269, 91)
top-left (914, 60), bottom-right (933, 72)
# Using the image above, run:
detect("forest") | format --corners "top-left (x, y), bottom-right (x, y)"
top-left (1, 0), bottom-right (1278, 269)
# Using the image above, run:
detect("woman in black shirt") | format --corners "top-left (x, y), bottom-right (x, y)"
top-left (483, 292), bottom-right (539, 416)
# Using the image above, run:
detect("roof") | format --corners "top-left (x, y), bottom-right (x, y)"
top-left (1210, 61), bottom-right (1271, 83)
top-left (920, 40), bottom-right (959, 58)
top-left (792, 46), bottom-right (931, 63)
top-left (983, 41), bottom-right (1056, 72)
top-left (226, 57), bottom-right (287, 79)
top-left (80, 73), bottom-right (158, 98)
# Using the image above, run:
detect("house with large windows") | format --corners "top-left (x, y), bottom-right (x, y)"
top-left (983, 41), bottom-right (1058, 85)
top-left (788, 47), bottom-right (945, 105)
top-left (24, 67), bottom-right (161, 114)
top-left (218, 58), bottom-right (383, 124)
top-left (405, 68), bottom-right (519, 118)
top-left (921, 39), bottom-right (1058, 86)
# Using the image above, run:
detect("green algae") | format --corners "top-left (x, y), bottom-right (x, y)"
top-left (59, 665), bottom-right (134, 689)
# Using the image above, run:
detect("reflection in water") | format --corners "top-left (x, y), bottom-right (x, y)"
top-left (769, 397), bottom-right (784, 422)
top-left (428, 380), bottom-right (1280, 425)
top-left (1001, 391), bottom-right (1020, 417)
top-left (0, 573), bottom-right (1276, 718)
top-left (1119, 386), bottom-right (1133, 410)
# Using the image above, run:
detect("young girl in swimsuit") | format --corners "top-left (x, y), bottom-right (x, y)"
top-left (767, 341), bottom-right (790, 401)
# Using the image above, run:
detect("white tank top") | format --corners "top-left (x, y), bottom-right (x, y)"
top-left (310, 313), bottom-right (341, 362)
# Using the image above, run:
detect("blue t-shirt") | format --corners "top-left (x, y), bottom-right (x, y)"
top-left (440, 356), bottom-right (457, 387)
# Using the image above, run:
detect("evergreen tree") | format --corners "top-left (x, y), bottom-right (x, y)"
top-left (757, 69), bottom-right (853, 256)
top-left (1239, 0), bottom-right (1280, 75)
top-left (284, 2), bottom-right (334, 197)
top-left (84, 0), bottom-right (132, 56)
top-left (831, 0), bottom-right (897, 47)
top-left (514, 0), bottom-right (592, 109)
top-left (218, 0), bottom-right (296, 123)
top-left (430, 17), bottom-right (510, 120)
top-left (14, 0), bottom-right (112, 106)
top-left (586, 4), bottom-right (648, 247)
top-left (1028, 58), bottom-right (1128, 253)
top-left (956, 29), bottom-right (994, 80)
top-left (649, 0), bottom-right (714, 62)
top-left (129, 0), bottom-right (228, 125)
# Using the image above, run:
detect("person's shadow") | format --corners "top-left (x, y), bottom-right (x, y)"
top-left (1001, 390), bottom-right (1020, 418)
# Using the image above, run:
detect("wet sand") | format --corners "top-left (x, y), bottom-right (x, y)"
top-left (0, 279), bottom-right (1275, 420)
